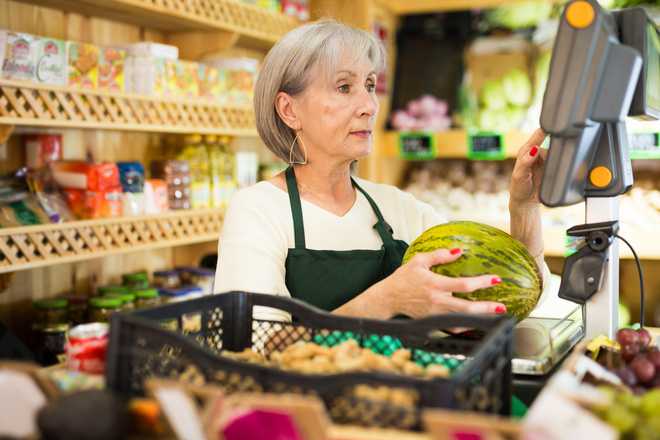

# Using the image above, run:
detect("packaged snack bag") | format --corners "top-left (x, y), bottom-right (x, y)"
top-left (84, 187), bottom-right (123, 219)
top-left (33, 38), bottom-right (67, 86)
top-left (67, 41), bottom-right (98, 89)
top-left (198, 63), bottom-right (220, 101)
top-left (176, 60), bottom-right (199, 100)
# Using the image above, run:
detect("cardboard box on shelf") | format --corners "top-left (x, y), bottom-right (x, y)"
top-left (2, 32), bottom-right (38, 82)
top-left (67, 41), bottom-right (98, 89)
top-left (98, 48), bottom-right (125, 92)
top-left (33, 38), bottom-right (67, 86)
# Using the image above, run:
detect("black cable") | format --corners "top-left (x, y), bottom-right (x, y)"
top-left (613, 233), bottom-right (645, 328)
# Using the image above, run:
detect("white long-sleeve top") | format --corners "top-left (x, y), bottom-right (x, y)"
top-left (213, 178), bottom-right (551, 321)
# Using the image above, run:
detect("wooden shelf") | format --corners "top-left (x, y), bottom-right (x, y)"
top-left (16, 0), bottom-right (299, 50)
top-left (382, 129), bottom-right (532, 159)
top-left (0, 208), bottom-right (224, 273)
top-left (382, 0), bottom-right (564, 15)
top-left (0, 79), bottom-right (257, 136)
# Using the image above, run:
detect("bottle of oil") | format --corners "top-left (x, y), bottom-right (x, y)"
top-left (204, 134), bottom-right (223, 208)
top-left (218, 135), bottom-right (238, 206)
top-left (177, 134), bottom-right (210, 209)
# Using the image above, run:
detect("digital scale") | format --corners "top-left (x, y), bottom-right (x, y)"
top-left (512, 0), bottom-right (660, 375)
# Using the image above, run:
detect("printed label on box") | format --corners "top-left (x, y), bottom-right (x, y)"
top-left (34, 38), bottom-right (67, 85)
top-left (3, 32), bottom-right (37, 81)
top-left (68, 42), bottom-right (98, 89)
top-left (98, 48), bottom-right (125, 92)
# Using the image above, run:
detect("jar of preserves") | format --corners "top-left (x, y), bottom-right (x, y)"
top-left (152, 270), bottom-right (180, 290)
top-left (185, 286), bottom-right (204, 300)
top-left (97, 284), bottom-right (129, 296)
top-left (122, 272), bottom-right (149, 290)
top-left (161, 288), bottom-right (190, 304)
top-left (88, 297), bottom-right (122, 323)
top-left (34, 298), bottom-right (69, 325)
top-left (175, 266), bottom-right (197, 286)
top-left (59, 294), bottom-right (89, 326)
top-left (32, 322), bottom-right (68, 365)
top-left (134, 288), bottom-right (160, 308)
top-left (189, 268), bottom-right (215, 295)
top-left (103, 292), bottom-right (136, 312)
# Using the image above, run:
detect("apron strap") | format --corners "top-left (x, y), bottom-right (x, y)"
top-left (353, 180), bottom-right (402, 270)
top-left (285, 167), bottom-right (306, 249)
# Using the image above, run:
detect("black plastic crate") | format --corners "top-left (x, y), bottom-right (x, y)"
top-left (106, 291), bottom-right (515, 430)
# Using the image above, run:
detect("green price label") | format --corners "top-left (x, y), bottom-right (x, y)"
top-left (467, 133), bottom-right (506, 160)
top-left (398, 132), bottom-right (436, 160)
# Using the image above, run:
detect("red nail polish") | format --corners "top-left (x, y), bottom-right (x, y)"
top-left (529, 145), bottom-right (539, 157)
top-left (450, 248), bottom-right (461, 255)
top-left (491, 276), bottom-right (502, 285)
top-left (495, 305), bottom-right (507, 313)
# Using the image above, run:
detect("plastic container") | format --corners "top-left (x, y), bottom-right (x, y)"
top-left (106, 292), bottom-right (515, 430)
top-left (34, 298), bottom-right (69, 325)
top-left (88, 297), bottom-right (122, 323)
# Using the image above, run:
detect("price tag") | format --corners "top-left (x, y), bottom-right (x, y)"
top-left (398, 132), bottom-right (435, 160)
top-left (468, 133), bottom-right (506, 160)
top-left (628, 132), bottom-right (660, 158)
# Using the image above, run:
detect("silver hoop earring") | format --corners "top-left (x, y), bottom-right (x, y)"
top-left (289, 132), bottom-right (308, 165)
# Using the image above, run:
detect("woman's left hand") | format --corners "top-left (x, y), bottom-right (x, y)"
top-left (509, 128), bottom-right (548, 210)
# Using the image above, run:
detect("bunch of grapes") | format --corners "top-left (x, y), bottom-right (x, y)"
top-left (615, 327), bottom-right (660, 393)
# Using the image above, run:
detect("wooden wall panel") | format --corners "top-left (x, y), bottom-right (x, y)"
top-left (0, 0), bottom-right (220, 343)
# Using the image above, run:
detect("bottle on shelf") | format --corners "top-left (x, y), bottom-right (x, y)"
top-left (177, 134), bottom-right (211, 209)
top-left (218, 136), bottom-right (238, 206)
top-left (204, 134), bottom-right (223, 208)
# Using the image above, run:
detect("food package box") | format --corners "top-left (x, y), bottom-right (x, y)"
top-left (50, 161), bottom-right (120, 191)
top-left (67, 41), bottom-right (98, 89)
top-left (128, 55), bottom-right (177, 97)
top-left (0, 30), bottom-right (7, 75)
top-left (198, 63), bottom-right (221, 101)
top-left (61, 188), bottom-right (85, 220)
top-left (2, 31), bottom-right (38, 82)
top-left (98, 48), bottom-right (125, 92)
top-left (207, 57), bottom-right (259, 105)
top-left (109, 42), bottom-right (178, 59)
top-left (84, 187), bottom-right (123, 219)
top-left (32, 37), bottom-right (67, 85)
top-left (144, 178), bottom-right (169, 214)
top-left (175, 60), bottom-right (199, 100)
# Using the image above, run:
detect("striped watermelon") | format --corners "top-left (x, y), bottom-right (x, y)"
top-left (402, 221), bottom-right (541, 321)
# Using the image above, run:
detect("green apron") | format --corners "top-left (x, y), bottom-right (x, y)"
top-left (284, 167), bottom-right (409, 311)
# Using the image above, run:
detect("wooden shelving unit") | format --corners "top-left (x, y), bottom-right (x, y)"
top-left (15, 0), bottom-right (300, 50)
top-left (0, 208), bottom-right (224, 273)
top-left (0, 79), bottom-right (257, 135)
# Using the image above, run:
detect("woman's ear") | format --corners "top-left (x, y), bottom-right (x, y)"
top-left (275, 92), bottom-right (298, 130)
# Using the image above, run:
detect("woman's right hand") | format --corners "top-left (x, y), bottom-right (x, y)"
top-left (381, 248), bottom-right (507, 319)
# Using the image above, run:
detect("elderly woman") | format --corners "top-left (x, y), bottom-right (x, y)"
top-left (213, 19), bottom-right (549, 321)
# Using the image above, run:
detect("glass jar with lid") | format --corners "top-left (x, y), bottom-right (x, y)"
top-left (189, 268), bottom-right (215, 295)
top-left (97, 284), bottom-right (129, 296)
top-left (122, 272), bottom-right (149, 290)
top-left (88, 297), bottom-right (122, 323)
top-left (134, 288), bottom-right (160, 308)
top-left (103, 292), bottom-right (136, 312)
top-left (32, 322), bottom-right (68, 365)
top-left (59, 294), bottom-right (89, 326)
top-left (152, 270), bottom-right (180, 290)
top-left (185, 286), bottom-right (204, 300)
top-left (34, 298), bottom-right (69, 325)
top-left (161, 288), bottom-right (190, 304)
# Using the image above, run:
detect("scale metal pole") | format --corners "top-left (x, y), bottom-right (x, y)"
top-left (583, 196), bottom-right (620, 340)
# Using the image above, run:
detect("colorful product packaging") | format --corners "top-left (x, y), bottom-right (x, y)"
top-left (62, 188), bottom-right (85, 220)
top-left (0, 30), bottom-right (7, 75)
top-left (2, 32), bottom-right (38, 82)
top-left (112, 42), bottom-right (178, 97)
top-left (198, 63), bottom-right (220, 101)
top-left (24, 134), bottom-right (63, 169)
top-left (144, 178), bottom-right (169, 214)
top-left (49, 161), bottom-right (120, 191)
top-left (176, 60), bottom-right (199, 100)
top-left (206, 57), bottom-right (259, 105)
top-left (33, 38), bottom-right (67, 86)
top-left (117, 161), bottom-right (145, 216)
top-left (98, 48), bottom-right (125, 92)
top-left (84, 187), bottom-right (123, 219)
top-left (67, 41), bottom-right (98, 89)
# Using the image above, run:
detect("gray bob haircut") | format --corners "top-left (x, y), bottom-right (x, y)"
top-left (254, 18), bottom-right (388, 164)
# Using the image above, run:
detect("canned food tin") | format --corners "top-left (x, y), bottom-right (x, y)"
top-left (66, 322), bottom-right (109, 375)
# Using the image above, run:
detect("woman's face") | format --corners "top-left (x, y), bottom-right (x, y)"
top-left (295, 56), bottom-right (379, 166)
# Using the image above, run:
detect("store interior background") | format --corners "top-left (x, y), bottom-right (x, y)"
top-left (1, 0), bottom-right (659, 346)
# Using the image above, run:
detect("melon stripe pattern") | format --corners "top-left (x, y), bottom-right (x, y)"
top-left (402, 221), bottom-right (541, 321)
